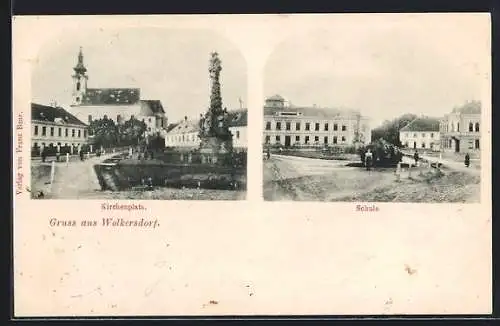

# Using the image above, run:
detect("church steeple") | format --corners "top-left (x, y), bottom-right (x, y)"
top-left (71, 46), bottom-right (89, 106)
top-left (73, 47), bottom-right (87, 74)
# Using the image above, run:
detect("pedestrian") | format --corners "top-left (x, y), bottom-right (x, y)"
top-left (413, 150), bottom-right (419, 167)
top-left (79, 149), bottom-right (84, 161)
top-left (56, 149), bottom-right (60, 162)
top-left (41, 148), bottom-right (47, 163)
top-left (365, 149), bottom-right (373, 171)
top-left (266, 148), bottom-right (270, 160)
top-left (465, 153), bottom-right (470, 168)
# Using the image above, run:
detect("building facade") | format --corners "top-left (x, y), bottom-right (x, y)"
top-left (439, 101), bottom-right (481, 153)
top-left (31, 103), bottom-right (88, 155)
top-left (263, 95), bottom-right (371, 148)
top-left (164, 109), bottom-right (248, 150)
top-left (68, 47), bottom-right (167, 135)
top-left (399, 117), bottom-right (441, 151)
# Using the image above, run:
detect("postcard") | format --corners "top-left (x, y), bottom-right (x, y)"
top-left (12, 13), bottom-right (492, 317)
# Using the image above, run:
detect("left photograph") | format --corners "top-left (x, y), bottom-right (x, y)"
top-left (30, 28), bottom-right (248, 200)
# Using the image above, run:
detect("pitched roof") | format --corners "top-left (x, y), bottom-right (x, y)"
top-left (266, 94), bottom-right (285, 101)
top-left (140, 100), bottom-right (165, 115)
top-left (166, 109), bottom-right (248, 134)
top-left (400, 117), bottom-right (440, 132)
top-left (80, 88), bottom-right (140, 105)
top-left (32, 103), bottom-right (87, 126)
top-left (264, 105), bottom-right (361, 119)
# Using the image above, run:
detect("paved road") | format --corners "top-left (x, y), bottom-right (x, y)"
top-left (263, 154), bottom-right (396, 201)
top-left (47, 152), bottom-right (124, 199)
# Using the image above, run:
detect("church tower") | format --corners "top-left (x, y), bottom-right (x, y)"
top-left (71, 47), bottom-right (88, 106)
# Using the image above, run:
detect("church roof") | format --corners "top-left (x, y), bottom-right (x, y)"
top-left (32, 103), bottom-right (87, 126)
top-left (80, 88), bottom-right (140, 105)
top-left (140, 100), bottom-right (165, 114)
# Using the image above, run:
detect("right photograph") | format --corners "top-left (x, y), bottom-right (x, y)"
top-left (262, 21), bottom-right (487, 203)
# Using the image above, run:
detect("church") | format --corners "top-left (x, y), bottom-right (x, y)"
top-left (68, 47), bottom-right (167, 136)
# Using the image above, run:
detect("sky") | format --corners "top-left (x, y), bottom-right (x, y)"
top-left (31, 28), bottom-right (247, 122)
top-left (264, 14), bottom-right (490, 127)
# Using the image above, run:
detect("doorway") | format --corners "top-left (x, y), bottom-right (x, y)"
top-left (454, 139), bottom-right (460, 152)
top-left (284, 135), bottom-right (291, 147)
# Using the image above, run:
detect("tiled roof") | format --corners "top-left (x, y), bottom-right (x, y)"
top-left (140, 100), bottom-right (165, 115)
top-left (400, 117), bottom-right (440, 132)
top-left (264, 105), bottom-right (361, 119)
top-left (167, 109), bottom-right (248, 134)
top-left (80, 88), bottom-right (140, 105)
top-left (32, 103), bottom-right (87, 126)
top-left (266, 94), bottom-right (285, 101)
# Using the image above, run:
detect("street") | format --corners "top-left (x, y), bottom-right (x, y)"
top-left (263, 154), bottom-right (480, 203)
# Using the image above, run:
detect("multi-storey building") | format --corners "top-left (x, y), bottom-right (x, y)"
top-left (399, 117), bottom-right (441, 151)
top-left (164, 109), bottom-right (248, 151)
top-left (67, 47), bottom-right (168, 135)
top-left (263, 95), bottom-right (371, 148)
top-left (439, 101), bottom-right (481, 153)
top-left (31, 103), bottom-right (88, 155)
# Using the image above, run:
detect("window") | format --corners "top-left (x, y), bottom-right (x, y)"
top-left (333, 124), bottom-right (338, 131)
top-left (286, 122), bottom-right (291, 131)
top-left (422, 133), bottom-right (426, 138)
top-left (275, 135), bottom-right (281, 142)
top-left (314, 136), bottom-right (319, 142)
top-left (84, 130), bottom-right (87, 138)
top-left (34, 126), bottom-right (38, 136)
top-left (72, 129), bottom-right (75, 137)
top-left (148, 127), bottom-right (151, 132)
top-left (296, 122), bottom-right (300, 130)
top-left (449, 139), bottom-right (452, 147)
top-left (76, 97), bottom-right (80, 102)
top-left (182, 135), bottom-right (185, 141)
top-left (451, 123), bottom-right (455, 132)
top-left (50, 127), bottom-right (54, 136)
top-left (341, 136), bottom-right (346, 142)
top-left (305, 136), bottom-right (310, 144)
top-left (65, 128), bottom-right (68, 137)
top-left (305, 123), bottom-right (310, 131)
top-left (405, 142), bottom-right (409, 147)
top-left (117, 115), bottom-right (121, 122)
top-left (475, 122), bottom-right (480, 132)
top-left (88, 115), bottom-right (92, 123)
top-left (430, 133), bottom-right (434, 138)
top-left (324, 123), bottom-right (329, 131)
top-left (333, 136), bottom-right (338, 144)
top-left (42, 126), bottom-right (46, 136)
top-left (236, 131), bottom-right (240, 139)
top-left (295, 136), bottom-right (300, 142)
top-left (324, 136), bottom-right (328, 144)
top-left (342, 125), bottom-right (347, 131)
top-left (149, 118), bottom-right (152, 123)
top-left (469, 122), bottom-right (473, 132)
top-left (265, 122), bottom-right (271, 130)
top-left (457, 123), bottom-right (460, 132)
top-left (265, 136), bottom-right (270, 143)
top-left (413, 133), bottom-right (417, 137)
top-left (276, 122), bottom-right (281, 130)
top-left (77, 130), bottom-right (80, 137)
top-left (475, 139), bottom-right (480, 149)
top-left (58, 128), bottom-right (62, 137)
top-left (315, 123), bottom-right (320, 131)
top-left (422, 143), bottom-right (426, 148)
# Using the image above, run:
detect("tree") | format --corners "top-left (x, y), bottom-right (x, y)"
top-left (118, 116), bottom-right (147, 146)
top-left (371, 113), bottom-right (418, 146)
top-left (88, 115), bottom-right (118, 148)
